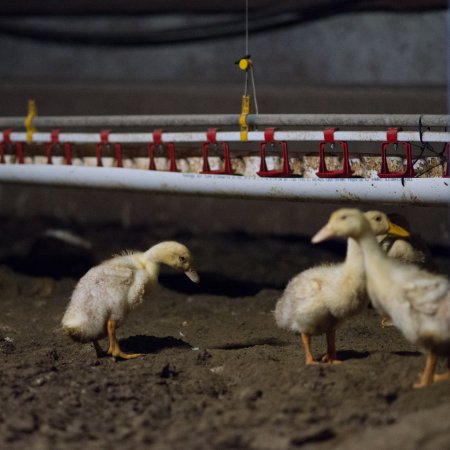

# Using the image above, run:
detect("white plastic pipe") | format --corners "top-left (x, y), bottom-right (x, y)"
top-left (4, 130), bottom-right (450, 144)
top-left (0, 165), bottom-right (448, 205)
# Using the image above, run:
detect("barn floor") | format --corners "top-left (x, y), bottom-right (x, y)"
top-left (1, 212), bottom-right (450, 450)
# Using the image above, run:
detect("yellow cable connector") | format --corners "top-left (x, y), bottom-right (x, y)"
top-left (24, 99), bottom-right (37, 143)
top-left (238, 57), bottom-right (252, 71)
top-left (239, 95), bottom-right (251, 142)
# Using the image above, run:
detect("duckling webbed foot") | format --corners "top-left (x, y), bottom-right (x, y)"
top-left (305, 357), bottom-right (319, 365)
top-left (321, 354), bottom-right (342, 365)
top-left (433, 372), bottom-right (450, 383)
top-left (413, 353), bottom-right (438, 388)
top-left (107, 320), bottom-right (144, 361)
top-left (108, 349), bottom-right (144, 360)
top-left (433, 357), bottom-right (450, 383)
top-left (381, 316), bottom-right (394, 328)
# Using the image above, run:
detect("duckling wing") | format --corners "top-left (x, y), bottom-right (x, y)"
top-left (62, 265), bottom-right (135, 341)
top-left (274, 266), bottom-right (332, 332)
top-left (101, 265), bottom-right (134, 285)
top-left (404, 277), bottom-right (450, 315)
top-left (388, 239), bottom-right (426, 265)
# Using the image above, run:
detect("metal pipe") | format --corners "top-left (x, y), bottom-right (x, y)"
top-left (248, 114), bottom-right (450, 128)
top-left (0, 165), bottom-right (448, 205)
top-left (5, 130), bottom-right (450, 143)
top-left (1, 114), bottom-right (449, 129)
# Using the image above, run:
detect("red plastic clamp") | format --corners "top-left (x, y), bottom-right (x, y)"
top-left (378, 127), bottom-right (414, 178)
top-left (257, 128), bottom-right (292, 177)
top-left (201, 128), bottom-right (233, 175)
top-left (0, 129), bottom-right (12, 163)
top-left (46, 130), bottom-right (73, 165)
top-left (147, 129), bottom-right (177, 172)
top-left (316, 127), bottom-right (352, 178)
top-left (96, 129), bottom-right (122, 168)
top-left (0, 129), bottom-right (24, 164)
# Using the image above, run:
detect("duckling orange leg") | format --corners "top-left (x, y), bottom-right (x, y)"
top-left (413, 352), bottom-right (438, 388)
top-left (106, 320), bottom-right (144, 360)
top-left (322, 329), bottom-right (342, 364)
top-left (300, 333), bottom-right (318, 365)
top-left (433, 357), bottom-right (450, 383)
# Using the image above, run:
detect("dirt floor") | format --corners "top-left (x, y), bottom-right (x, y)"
top-left (1, 213), bottom-right (450, 450)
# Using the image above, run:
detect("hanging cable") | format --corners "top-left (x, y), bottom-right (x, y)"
top-left (237, 0), bottom-right (259, 141)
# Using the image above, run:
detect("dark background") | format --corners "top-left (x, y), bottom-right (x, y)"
top-left (0, 1), bottom-right (448, 243)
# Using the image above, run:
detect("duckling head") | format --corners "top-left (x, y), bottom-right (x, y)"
top-left (144, 241), bottom-right (200, 283)
top-left (364, 210), bottom-right (410, 237)
top-left (312, 208), bottom-right (370, 243)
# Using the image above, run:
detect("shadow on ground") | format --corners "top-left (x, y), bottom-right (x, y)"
top-left (120, 335), bottom-right (191, 354)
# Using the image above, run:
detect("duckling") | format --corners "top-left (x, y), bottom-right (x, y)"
top-left (274, 214), bottom-right (409, 365)
top-left (365, 210), bottom-right (433, 268)
top-left (365, 210), bottom-right (413, 327)
top-left (274, 237), bottom-right (366, 365)
top-left (312, 208), bottom-right (450, 388)
top-left (62, 241), bottom-right (199, 360)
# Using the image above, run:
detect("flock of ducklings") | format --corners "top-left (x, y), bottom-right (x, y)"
top-left (61, 208), bottom-right (450, 389)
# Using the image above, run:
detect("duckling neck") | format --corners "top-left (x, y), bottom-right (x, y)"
top-left (342, 237), bottom-right (364, 274)
top-left (357, 230), bottom-right (391, 278)
top-left (137, 249), bottom-right (161, 277)
top-left (142, 244), bottom-right (170, 271)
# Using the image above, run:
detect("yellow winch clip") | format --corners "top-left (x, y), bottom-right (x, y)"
top-left (239, 95), bottom-right (251, 142)
top-left (24, 99), bottom-right (37, 143)
top-left (237, 56), bottom-right (253, 142)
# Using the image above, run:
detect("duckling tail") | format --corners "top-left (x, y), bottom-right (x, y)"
top-left (61, 323), bottom-right (86, 342)
top-left (61, 314), bottom-right (89, 343)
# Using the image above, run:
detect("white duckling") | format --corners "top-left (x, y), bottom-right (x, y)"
top-left (312, 208), bottom-right (450, 388)
top-left (62, 241), bottom-right (199, 360)
top-left (274, 237), bottom-right (366, 365)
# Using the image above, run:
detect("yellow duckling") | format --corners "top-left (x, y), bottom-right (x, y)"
top-left (365, 210), bottom-right (432, 268)
top-left (274, 237), bottom-right (366, 365)
top-left (312, 208), bottom-right (450, 388)
top-left (62, 241), bottom-right (199, 360)
top-left (365, 210), bottom-right (412, 327)
top-left (274, 214), bottom-right (409, 365)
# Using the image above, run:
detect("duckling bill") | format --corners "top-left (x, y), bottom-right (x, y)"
top-left (62, 241), bottom-right (199, 360)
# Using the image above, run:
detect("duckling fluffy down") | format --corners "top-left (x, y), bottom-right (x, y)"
top-left (275, 256), bottom-right (367, 336)
top-left (62, 253), bottom-right (157, 343)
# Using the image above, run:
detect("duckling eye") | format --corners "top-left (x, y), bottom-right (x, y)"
top-left (375, 216), bottom-right (382, 222)
top-left (340, 215), bottom-right (347, 220)
top-left (179, 256), bottom-right (186, 263)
